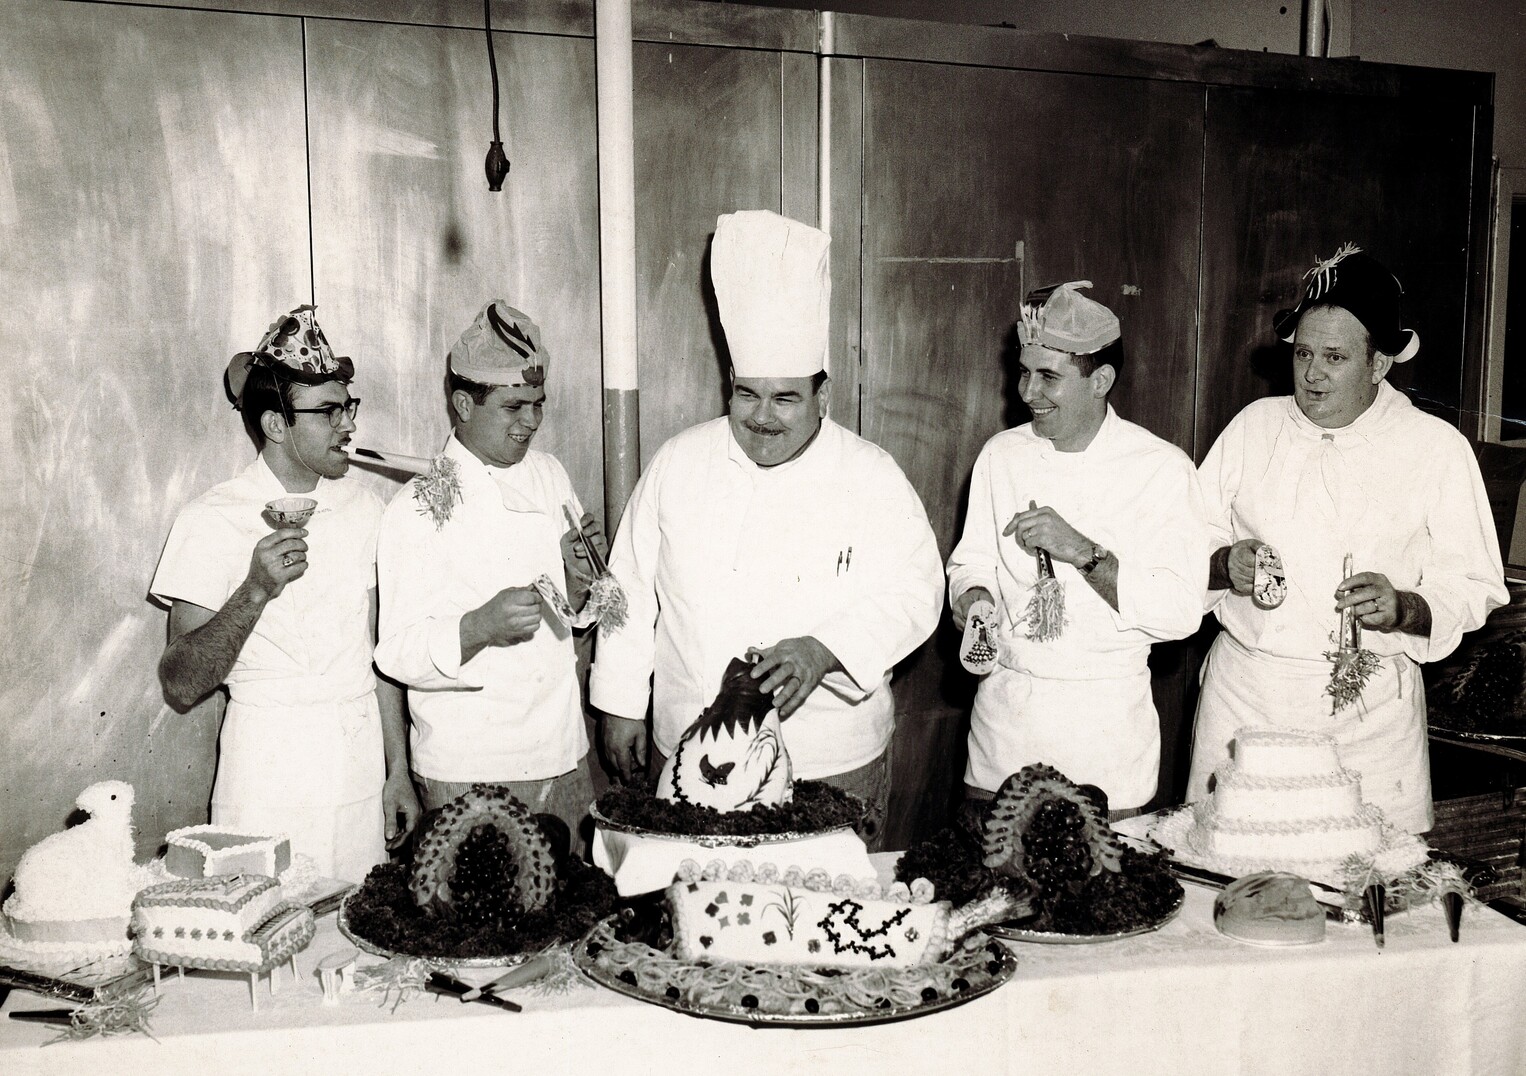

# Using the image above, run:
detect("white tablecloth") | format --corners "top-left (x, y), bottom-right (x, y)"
top-left (4, 862), bottom-right (1524, 1076)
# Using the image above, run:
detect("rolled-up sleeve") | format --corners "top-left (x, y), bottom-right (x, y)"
top-left (1402, 429), bottom-right (1507, 664)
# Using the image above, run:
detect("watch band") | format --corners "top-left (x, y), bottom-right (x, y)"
top-left (1078, 544), bottom-right (1108, 575)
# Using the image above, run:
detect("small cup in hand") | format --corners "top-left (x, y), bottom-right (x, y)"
top-left (265, 497), bottom-right (317, 528)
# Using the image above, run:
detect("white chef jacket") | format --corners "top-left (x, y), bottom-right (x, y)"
top-left (589, 417), bottom-right (944, 779)
top-left (150, 456), bottom-right (386, 881)
top-left (946, 407), bottom-right (1210, 806)
top-left (375, 435), bottom-right (588, 783)
top-left (1189, 383), bottom-right (1507, 831)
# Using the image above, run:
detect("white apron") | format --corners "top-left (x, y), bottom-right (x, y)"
top-left (1187, 633), bottom-right (1430, 833)
top-left (212, 692), bottom-right (385, 883)
top-left (968, 657), bottom-right (1159, 810)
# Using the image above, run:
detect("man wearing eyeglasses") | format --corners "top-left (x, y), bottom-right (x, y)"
top-left (151, 304), bottom-right (419, 883)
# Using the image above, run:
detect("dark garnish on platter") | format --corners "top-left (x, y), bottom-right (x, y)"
top-left (344, 808), bottom-right (619, 960)
top-left (596, 779), bottom-right (862, 836)
top-left (897, 823), bottom-right (1181, 935)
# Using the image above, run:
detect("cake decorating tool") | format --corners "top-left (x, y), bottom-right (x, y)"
top-left (563, 503), bottom-right (608, 576)
top-left (1363, 882), bottom-right (1386, 949)
top-left (426, 971), bottom-right (522, 1012)
top-left (1018, 500), bottom-right (1065, 641)
top-left (1442, 891), bottom-right (1464, 943)
top-left (561, 503), bottom-right (628, 630)
top-left (1325, 552), bottom-right (1380, 713)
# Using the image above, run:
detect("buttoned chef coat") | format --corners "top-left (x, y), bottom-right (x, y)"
top-left (947, 407), bottom-right (1210, 808)
top-left (151, 456), bottom-right (386, 882)
top-left (374, 435), bottom-right (588, 783)
top-left (1189, 383), bottom-right (1507, 832)
top-left (589, 417), bottom-right (944, 779)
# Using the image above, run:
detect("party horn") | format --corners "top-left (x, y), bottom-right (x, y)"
top-left (1442, 891), bottom-right (1464, 943)
top-left (1363, 882), bottom-right (1386, 949)
top-left (350, 447), bottom-right (435, 475)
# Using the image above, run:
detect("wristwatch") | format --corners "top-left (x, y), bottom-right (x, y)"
top-left (1077, 543), bottom-right (1109, 575)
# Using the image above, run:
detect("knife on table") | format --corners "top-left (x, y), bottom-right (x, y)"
top-left (426, 971), bottom-right (522, 1013)
top-left (460, 953), bottom-right (556, 1001)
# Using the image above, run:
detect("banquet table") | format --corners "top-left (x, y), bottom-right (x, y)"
top-left (4, 860), bottom-right (1525, 1076)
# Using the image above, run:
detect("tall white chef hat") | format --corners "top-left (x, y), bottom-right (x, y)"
top-left (712, 210), bottom-right (831, 378)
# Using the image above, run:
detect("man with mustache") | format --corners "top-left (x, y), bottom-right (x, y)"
top-left (152, 305), bottom-right (418, 882)
top-left (592, 210), bottom-right (944, 849)
top-left (374, 301), bottom-right (606, 854)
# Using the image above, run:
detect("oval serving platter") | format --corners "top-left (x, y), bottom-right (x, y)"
top-left (571, 914), bottom-right (1017, 1028)
top-left (983, 887), bottom-right (1185, 945)
top-left (336, 894), bottom-right (539, 971)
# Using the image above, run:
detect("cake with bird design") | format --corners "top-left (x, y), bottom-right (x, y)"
top-left (592, 656), bottom-right (873, 896)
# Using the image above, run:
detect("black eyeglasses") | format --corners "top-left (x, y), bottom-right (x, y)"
top-left (288, 398), bottom-right (361, 428)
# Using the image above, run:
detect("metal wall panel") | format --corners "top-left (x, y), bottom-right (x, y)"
top-left (631, 41), bottom-right (785, 463)
top-left (1196, 86), bottom-right (1481, 452)
top-left (857, 60), bottom-right (1204, 836)
top-left (306, 20), bottom-right (604, 511)
top-left (0, 2), bottom-right (311, 878)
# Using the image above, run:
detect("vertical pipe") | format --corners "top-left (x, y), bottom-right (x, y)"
top-left (595, 0), bottom-right (641, 531)
top-left (1304, 0), bottom-right (1327, 57)
top-left (817, 12), bottom-right (834, 235)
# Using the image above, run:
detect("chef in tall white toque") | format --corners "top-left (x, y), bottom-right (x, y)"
top-left (591, 210), bottom-right (944, 849)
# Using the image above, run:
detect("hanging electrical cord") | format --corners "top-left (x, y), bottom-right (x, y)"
top-left (483, 0), bottom-right (510, 190)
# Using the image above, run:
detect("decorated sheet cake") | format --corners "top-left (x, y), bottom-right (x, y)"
top-left (132, 875), bottom-right (315, 974)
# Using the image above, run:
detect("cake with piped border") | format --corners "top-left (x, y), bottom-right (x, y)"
top-left (1187, 728), bottom-right (1384, 867)
top-left (667, 861), bottom-right (957, 968)
top-left (132, 875), bottom-right (315, 972)
top-left (164, 826), bottom-right (291, 879)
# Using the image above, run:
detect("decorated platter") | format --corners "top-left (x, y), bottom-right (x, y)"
top-left (983, 887), bottom-right (1185, 944)
top-left (1148, 806), bottom-right (1430, 890)
top-left (1427, 724), bottom-right (1526, 745)
top-left (589, 803), bottom-right (856, 849)
top-left (336, 893), bottom-right (541, 971)
top-left (572, 912), bottom-right (1017, 1027)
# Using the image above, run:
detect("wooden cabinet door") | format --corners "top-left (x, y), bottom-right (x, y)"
top-left (856, 59), bottom-right (1203, 842)
top-left (1197, 85), bottom-right (1484, 456)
